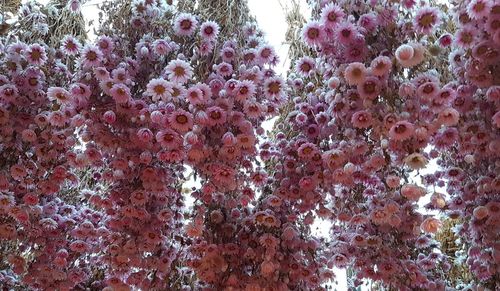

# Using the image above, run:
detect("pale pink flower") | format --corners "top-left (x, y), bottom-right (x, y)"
top-left (146, 78), bottom-right (172, 102)
top-left (165, 59), bottom-right (193, 84)
top-left (110, 83), bottom-right (131, 104)
top-left (174, 13), bottom-right (198, 36)
top-left (47, 87), bottom-right (72, 104)
top-left (344, 61), bottom-right (367, 85)
top-left (420, 217), bottom-right (442, 233)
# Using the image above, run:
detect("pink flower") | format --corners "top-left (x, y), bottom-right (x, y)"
top-left (146, 78), bottom-right (172, 102)
top-left (21, 129), bottom-right (37, 143)
top-left (357, 76), bottom-right (381, 100)
top-left (174, 13), bottom-right (198, 36)
top-left (437, 107), bottom-right (460, 126)
top-left (0, 223), bottom-right (16, 239)
top-left (257, 45), bottom-right (276, 64)
top-left (263, 76), bottom-right (285, 101)
top-left (351, 110), bottom-right (373, 128)
top-left (370, 208), bottom-right (390, 225)
top-left (186, 86), bottom-right (207, 105)
top-left (331, 254), bottom-right (348, 268)
top-left (358, 13), bottom-right (378, 32)
top-left (420, 217), bottom-right (442, 233)
top-left (344, 62), bottom-right (366, 85)
top-left (110, 83), bottom-right (131, 104)
top-left (199, 40), bottom-right (214, 56)
top-left (97, 35), bottom-right (114, 54)
top-left (205, 106), bottom-right (227, 126)
top-left (467, 0), bottom-right (492, 20)
top-left (25, 44), bottom-right (47, 65)
top-left (164, 59), bottom-right (193, 84)
top-left (170, 82), bottom-right (187, 101)
top-left (60, 35), bottom-right (81, 55)
top-left (10, 165), bottom-right (27, 181)
top-left (335, 21), bottom-right (357, 45)
top-left (70, 82), bottom-right (91, 100)
top-left (103, 110), bottom-right (116, 123)
top-left (404, 153), bottom-right (428, 170)
top-left (454, 27), bottom-right (476, 49)
top-left (80, 45), bottom-right (103, 68)
top-left (370, 56), bottom-right (392, 76)
top-left (260, 260), bottom-right (276, 277)
top-left (259, 233), bottom-right (279, 249)
top-left (212, 164), bottom-right (236, 190)
top-left (438, 33), bottom-right (453, 47)
top-left (297, 142), bottom-right (318, 159)
top-left (153, 39), bottom-right (172, 56)
top-left (93, 66), bottom-right (110, 81)
top-left (414, 6), bottom-right (441, 35)
top-left (0, 84), bottom-right (18, 103)
top-left (235, 80), bottom-right (256, 102)
top-left (389, 121), bottom-right (415, 141)
top-left (47, 87), bottom-right (72, 104)
top-left (295, 56), bottom-right (315, 77)
top-left (302, 21), bottom-right (324, 47)
top-left (130, 190), bottom-right (148, 205)
top-left (320, 3), bottom-right (345, 28)
top-left (401, 184), bottom-right (426, 201)
top-left (69, 240), bottom-right (90, 252)
top-left (67, 0), bottom-right (81, 12)
top-left (200, 21), bottom-right (220, 41)
top-left (221, 47), bottom-right (236, 62)
top-left (169, 109), bottom-right (193, 132)
top-left (486, 201), bottom-right (499, 217)
top-left (251, 170), bottom-right (267, 186)
top-left (156, 129), bottom-right (182, 149)
top-left (215, 62), bottom-right (233, 77)
top-left (137, 128), bottom-right (153, 143)
top-left (417, 81), bottom-right (439, 101)
top-left (493, 111), bottom-right (500, 128)
top-left (243, 99), bottom-right (264, 119)
top-left (395, 44), bottom-right (414, 63)
top-left (396, 43), bottom-right (425, 67)
top-left (473, 206), bottom-right (489, 219)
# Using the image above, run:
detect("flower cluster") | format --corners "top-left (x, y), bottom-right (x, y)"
top-left (277, 0), bottom-right (499, 289)
top-left (0, 0), bottom-right (498, 290)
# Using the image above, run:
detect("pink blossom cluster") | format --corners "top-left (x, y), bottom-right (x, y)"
top-left (0, 0), bottom-right (499, 290)
top-left (281, 0), bottom-right (499, 289)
